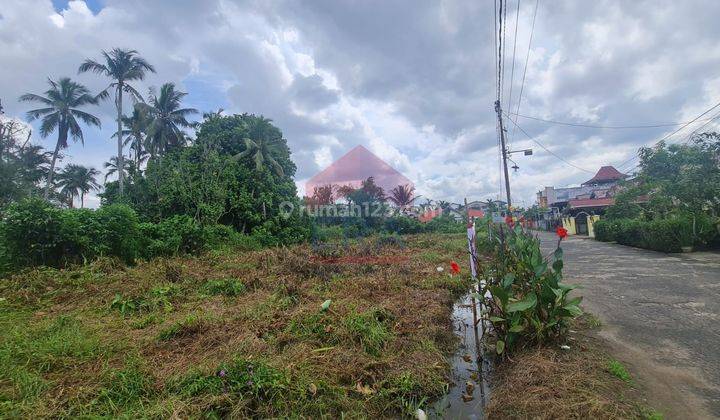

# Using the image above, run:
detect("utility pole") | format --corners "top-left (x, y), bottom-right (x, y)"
top-left (495, 100), bottom-right (512, 210)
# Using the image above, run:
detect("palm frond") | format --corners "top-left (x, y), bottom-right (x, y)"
top-left (24, 107), bottom-right (55, 121)
top-left (70, 109), bottom-right (102, 128)
top-left (39, 113), bottom-right (60, 138)
top-left (18, 93), bottom-right (52, 105)
top-left (78, 59), bottom-right (108, 75)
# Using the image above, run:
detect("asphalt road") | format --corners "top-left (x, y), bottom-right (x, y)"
top-left (535, 231), bottom-right (720, 419)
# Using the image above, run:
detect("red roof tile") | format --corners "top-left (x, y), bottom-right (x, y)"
top-left (468, 209), bottom-right (485, 218)
top-left (418, 208), bottom-right (442, 222)
top-left (582, 166), bottom-right (627, 185)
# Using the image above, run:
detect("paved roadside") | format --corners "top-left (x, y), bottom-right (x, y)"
top-left (535, 231), bottom-right (720, 419)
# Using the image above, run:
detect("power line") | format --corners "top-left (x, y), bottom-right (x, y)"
top-left (510, 112), bottom-right (716, 129)
top-left (494, 0), bottom-right (499, 102)
top-left (505, 0), bottom-right (521, 118)
top-left (508, 0), bottom-right (539, 146)
top-left (501, 0), bottom-right (508, 103)
top-left (495, 0), bottom-right (502, 102)
top-left (616, 100), bottom-right (720, 170)
top-left (503, 114), bottom-right (595, 174)
top-left (625, 109), bottom-right (720, 174)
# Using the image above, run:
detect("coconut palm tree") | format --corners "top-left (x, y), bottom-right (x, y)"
top-left (103, 155), bottom-right (134, 184)
top-left (55, 164), bottom-right (100, 208)
top-left (139, 83), bottom-right (198, 156)
top-left (19, 77), bottom-right (101, 198)
top-left (114, 106), bottom-right (150, 170)
top-left (78, 48), bottom-right (155, 195)
top-left (436, 200), bottom-right (453, 211)
top-left (388, 184), bottom-right (416, 207)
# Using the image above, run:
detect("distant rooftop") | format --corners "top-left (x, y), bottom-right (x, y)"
top-left (581, 165), bottom-right (627, 186)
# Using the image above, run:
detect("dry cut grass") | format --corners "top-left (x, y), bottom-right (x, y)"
top-left (486, 315), bottom-right (661, 419)
top-left (0, 233), bottom-right (472, 418)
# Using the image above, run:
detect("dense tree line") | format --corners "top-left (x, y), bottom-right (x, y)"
top-left (596, 134), bottom-right (720, 251)
top-left (0, 48), bottom-right (310, 272)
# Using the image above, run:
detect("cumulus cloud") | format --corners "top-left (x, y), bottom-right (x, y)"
top-left (2, 0), bottom-right (720, 207)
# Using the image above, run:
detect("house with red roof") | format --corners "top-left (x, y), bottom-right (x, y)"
top-left (535, 165), bottom-right (632, 234)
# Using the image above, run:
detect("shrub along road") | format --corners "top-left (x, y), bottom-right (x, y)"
top-left (536, 230), bottom-right (720, 419)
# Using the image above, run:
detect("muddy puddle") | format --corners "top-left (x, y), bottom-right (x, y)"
top-left (428, 293), bottom-right (492, 419)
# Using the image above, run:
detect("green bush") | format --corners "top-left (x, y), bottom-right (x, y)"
top-left (0, 199), bottom-right (276, 271)
top-left (595, 217), bottom-right (717, 253)
top-left (423, 215), bottom-right (465, 234)
top-left (384, 216), bottom-right (424, 235)
top-left (593, 220), bottom-right (617, 242)
top-left (0, 199), bottom-right (140, 267)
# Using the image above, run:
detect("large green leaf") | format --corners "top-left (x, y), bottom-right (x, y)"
top-left (496, 340), bottom-right (505, 354)
top-left (502, 273), bottom-right (515, 288)
top-left (507, 292), bottom-right (537, 312)
top-left (563, 304), bottom-right (583, 317)
top-left (565, 296), bottom-right (583, 307)
top-left (489, 286), bottom-right (509, 306)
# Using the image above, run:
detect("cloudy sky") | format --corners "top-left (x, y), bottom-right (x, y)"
top-left (2, 0), bottom-right (720, 208)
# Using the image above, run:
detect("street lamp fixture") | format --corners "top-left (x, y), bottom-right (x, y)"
top-left (509, 148), bottom-right (533, 156)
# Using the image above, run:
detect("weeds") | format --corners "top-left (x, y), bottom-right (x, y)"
top-left (607, 359), bottom-right (632, 382)
top-left (157, 314), bottom-right (208, 341)
top-left (0, 314), bottom-right (102, 413)
top-left (110, 284), bottom-right (177, 316)
top-left (343, 308), bottom-right (393, 356)
top-left (201, 278), bottom-right (246, 297)
top-left (97, 357), bottom-right (155, 409)
top-left (0, 232), bottom-right (482, 417)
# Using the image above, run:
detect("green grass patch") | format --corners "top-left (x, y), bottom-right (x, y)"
top-left (286, 312), bottom-right (337, 345)
top-left (417, 251), bottom-right (443, 264)
top-left (110, 284), bottom-right (178, 317)
top-left (607, 359), bottom-right (632, 382)
top-left (96, 357), bottom-right (156, 410)
top-left (641, 408), bottom-right (664, 420)
top-left (201, 278), bottom-right (246, 297)
top-left (342, 308), bottom-right (393, 357)
top-left (157, 314), bottom-right (208, 341)
top-left (0, 312), bottom-right (104, 414)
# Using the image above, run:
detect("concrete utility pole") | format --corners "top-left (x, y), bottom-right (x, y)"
top-left (495, 100), bottom-right (512, 210)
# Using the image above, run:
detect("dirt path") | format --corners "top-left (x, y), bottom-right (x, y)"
top-left (535, 231), bottom-right (720, 419)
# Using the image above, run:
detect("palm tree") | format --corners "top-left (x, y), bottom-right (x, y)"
top-left (78, 48), bottom-right (155, 196)
top-left (139, 83), bottom-right (198, 156)
top-left (114, 106), bottom-right (149, 170)
top-left (19, 77), bottom-right (101, 198)
top-left (438, 200), bottom-right (451, 211)
top-left (55, 164), bottom-right (100, 208)
top-left (231, 116), bottom-right (288, 177)
top-left (388, 184), bottom-right (416, 207)
top-left (485, 198), bottom-right (499, 213)
top-left (103, 155), bottom-right (134, 184)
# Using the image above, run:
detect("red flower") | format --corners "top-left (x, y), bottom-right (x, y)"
top-left (450, 261), bottom-right (460, 274)
top-left (505, 215), bottom-right (514, 227)
top-left (556, 226), bottom-right (568, 239)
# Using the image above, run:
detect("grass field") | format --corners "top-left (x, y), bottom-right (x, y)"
top-left (0, 233), bottom-right (472, 418)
